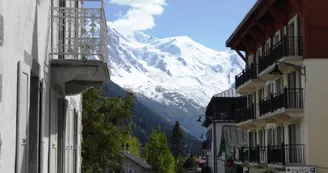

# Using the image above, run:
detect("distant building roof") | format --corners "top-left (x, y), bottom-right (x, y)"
top-left (213, 86), bottom-right (240, 98)
top-left (123, 152), bottom-right (151, 169)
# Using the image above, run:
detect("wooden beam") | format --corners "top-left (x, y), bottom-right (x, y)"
top-left (249, 29), bottom-right (264, 46)
top-left (234, 49), bottom-right (246, 61)
top-left (268, 8), bottom-right (285, 28)
top-left (288, 0), bottom-right (303, 17)
top-left (254, 20), bottom-right (271, 37)
top-left (240, 39), bottom-right (256, 55)
top-left (253, 24), bottom-right (267, 41)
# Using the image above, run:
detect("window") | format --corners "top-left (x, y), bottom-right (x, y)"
top-left (247, 55), bottom-right (253, 67)
top-left (276, 126), bottom-right (284, 145)
top-left (249, 132), bottom-right (257, 147)
top-left (273, 31), bottom-right (281, 45)
top-left (266, 83), bottom-right (273, 98)
top-left (267, 128), bottom-right (275, 145)
top-left (258, 129), bottom-right (265, 146)
top-left (288, 123), bottom-right (301, 144)
top-left (275, 78), bottom-right (283, 94)
top-left (247, 93), bottom-right (256, 106)
top-left (265, 41), bottom-right (271, 52)
top-left (257, 48), bottom-right (262, 60)
top-left (258, 89), bottom-right (264, 102)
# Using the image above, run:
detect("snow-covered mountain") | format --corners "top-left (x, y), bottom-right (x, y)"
top-left (106, 25), bottom-right (245, 137)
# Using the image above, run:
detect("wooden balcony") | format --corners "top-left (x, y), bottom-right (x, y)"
top-left (259, 88), bottom-right (304, 123)
top-left (258, 37), bottom-right (303, 81)
top-left (235, 64), bottom-right (265, 95)
top-left (235, 104), bottom-right (260, 129)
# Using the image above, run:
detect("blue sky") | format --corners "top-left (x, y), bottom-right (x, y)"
top-left (99, 0), bottom-right (256, 51)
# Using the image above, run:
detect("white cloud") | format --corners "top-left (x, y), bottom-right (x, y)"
top-left (108, 0), bottom-right (167, 33)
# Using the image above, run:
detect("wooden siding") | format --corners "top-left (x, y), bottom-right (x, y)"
top-left (304, 0), bottom-right (328, 58)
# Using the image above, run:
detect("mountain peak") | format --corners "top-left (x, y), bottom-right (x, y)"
top-left (106, 26), bottom-right (244, 137)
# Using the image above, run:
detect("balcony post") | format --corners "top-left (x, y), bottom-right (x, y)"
top-left (241, 146), bottom-right (244, 162)
top-left (281, 142), bottom-right (286, 165)
top-left (257, 145), bottom-right (260, 164)
top-left (283, 35), bottom-right (287, 56)
top-left (284, 86), bottom-right (288, 108)
top-left (270, 93), bottom-right (274, 112)
top-left (267, 143), bottom-right (270, 164)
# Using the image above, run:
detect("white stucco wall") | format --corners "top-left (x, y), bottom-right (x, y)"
top-left (303, 59), bottom-right (328, 173)
top-left (0, 0), bottom-right (83, 173)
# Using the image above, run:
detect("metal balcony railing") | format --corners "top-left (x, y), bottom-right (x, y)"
top-left (258, 37), bottom-right (303, 74)
top-left (259, 87), bottom-right (304, 116)
top-left (249, 145), bottom-right (267, 164)
top-left (235, 63), bottom-right (258, 89)
top-left (234, 146), bottom-right (249, 162)
top-left (267, 142), bottom-right (305, 165)
top-left (50, 0), bottom-right (108, 62)
top-left (235, 104), bottom-right (258, 123)
top-left (201, 140), bottom-right (211, 150)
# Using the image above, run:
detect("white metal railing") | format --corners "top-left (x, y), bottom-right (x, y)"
top-left (50, 0), bottom-right (108, 62)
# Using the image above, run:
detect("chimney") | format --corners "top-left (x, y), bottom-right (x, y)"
top-left (126, 143), bottom-right (130, 153)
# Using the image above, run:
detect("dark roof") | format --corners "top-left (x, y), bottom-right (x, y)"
top-left (202, 95), bottom-right (247, 127)
top-left (124, 152), bottom-right (151, 169)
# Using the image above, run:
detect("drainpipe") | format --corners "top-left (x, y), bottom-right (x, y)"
top-left (48, 0), bottom-right (53, 172)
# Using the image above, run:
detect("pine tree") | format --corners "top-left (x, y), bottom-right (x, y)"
top-left (144, 128), bottom-right (175, 173)
top-left (171, 121), bottom-right (185, 159)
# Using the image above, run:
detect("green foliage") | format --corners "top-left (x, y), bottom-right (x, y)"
top-left (144, 128), bottom-right (175, 173)
top-left (170, 121), bottom-right (185, 159)
top-left (81, 89), bottom-right (136, 173)
top-left (183, 153), bottom-right (198, 169)
top-left (176, 155), bottom-right (186, 173)
top-left (124, 135), bottom-right (141, 157)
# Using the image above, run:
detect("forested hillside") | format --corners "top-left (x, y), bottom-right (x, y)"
top-left (103, 82), bottom-right (202, 155)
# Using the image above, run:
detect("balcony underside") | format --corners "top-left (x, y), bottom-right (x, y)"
top-left (258, 108), bottom-right (304, 123)
top-left (51, 59), bottom-right (110, 96)
top-left (234, 161), bottom-right (249, 166)
top-left (237, 119), bottom-right (265, 130)
top-left (259, 56), bottom-right (303, 81)
top-left (249, 162), bottom-right (267, 167)
top-left (236, 79), bottom-right (266, 95)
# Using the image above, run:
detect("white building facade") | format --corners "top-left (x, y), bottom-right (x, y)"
top-left (0, 0), bottom-right (109, 173)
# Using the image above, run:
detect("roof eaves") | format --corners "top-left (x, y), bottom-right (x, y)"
top-left (225, 0), bottom-right (264, 48)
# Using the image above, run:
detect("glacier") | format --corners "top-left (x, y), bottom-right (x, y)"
top-left (106, 25), bottom-right (245, 137)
